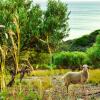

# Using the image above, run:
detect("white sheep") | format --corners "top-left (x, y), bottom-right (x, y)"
top-left (62, 64), bottom-right (89, 93)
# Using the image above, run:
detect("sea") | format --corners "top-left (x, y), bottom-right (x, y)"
top-left (34, 1), bottom-right (100, 40)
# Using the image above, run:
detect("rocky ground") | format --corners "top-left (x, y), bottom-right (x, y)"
top-left (43, 76), bottom-right (100, 100)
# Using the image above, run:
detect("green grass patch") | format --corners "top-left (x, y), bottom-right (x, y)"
top-left (88, 69), bottom-right (100, 85)
top-left (31, 69), bottom-right (70, 76)
top-left (30, 69), bottom-right (100, 84)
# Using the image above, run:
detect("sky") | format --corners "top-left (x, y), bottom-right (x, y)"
top-left (33, 0), bottom-right (100, 40)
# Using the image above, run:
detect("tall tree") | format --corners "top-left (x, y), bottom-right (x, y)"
top-left (0, 0), bottom-right (43, 49)
top-left (43, 0), bottom-right (69, 51)
top-left (0, 0), bottom-right (69, 51)
top-left (38, 0), bottom-right (69, 67)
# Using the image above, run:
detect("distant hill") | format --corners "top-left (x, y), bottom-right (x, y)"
top-left (59, 30), bottom-right (100, 51)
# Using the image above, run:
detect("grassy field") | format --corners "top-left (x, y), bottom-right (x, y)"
top-left (31, 69), bottom-right (100, 84)
top-left (0, 69), bottom-right (100, 100)
top-left (89, 69), bottom-right (100, 84)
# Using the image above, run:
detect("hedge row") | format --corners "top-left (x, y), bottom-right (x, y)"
top-left (53, 51), bottom-right (89, 69)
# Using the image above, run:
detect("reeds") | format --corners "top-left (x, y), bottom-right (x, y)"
top-left (0, 15), bottom-right (21, 88)
top-left (0, 45), bottom-right (7, 91)
top-left (8, 16), bottom-right (21, 74)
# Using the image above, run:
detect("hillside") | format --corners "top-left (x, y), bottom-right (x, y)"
top-left (59, 30), bottom-right (100, 51)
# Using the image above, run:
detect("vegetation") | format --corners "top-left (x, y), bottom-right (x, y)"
top-left (0, 0), bottom-right (69, 90)
top-left (53, 51), bottom-right (88, 69)
top-left (0, 69), bottom-right (100, 99)
top-left (89, 69), bottom-right (100, 84)
top-left (31, 69), bottom-right (100, 85)
top-left (59, 30), bottom-right (100, 51)
top-left (87, 33), bottom-right (100, 68)
top-left (0, 0), bottom-right (100, 99)
top-left (0, 0), bottom-right (69, 51)
top-left (0, 45), bottom-right (7, 91)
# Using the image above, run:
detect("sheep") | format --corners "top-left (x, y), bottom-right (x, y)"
top-left (62, 64), bottom-right (89, 93)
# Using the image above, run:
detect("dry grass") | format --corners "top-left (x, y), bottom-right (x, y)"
top-left (31, 69), bottom-right (100, 84)
top-left (31, 69), bottom-right (70, 76)
top-left (0, 69), bottom-right (100, 100)
top-left (88, 69), bottom-right (100, 84)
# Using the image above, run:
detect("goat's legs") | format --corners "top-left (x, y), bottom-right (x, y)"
top-left (65, 83), bottom-right (69, 94)
top-left (66, 86), bottom-right (69, 93)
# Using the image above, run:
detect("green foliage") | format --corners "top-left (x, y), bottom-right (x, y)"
top-left (0, 0), bottom-right (43, 49)
top-left (0, 90), bottom-right (8, 100)
top-left (0, 88), bottom-right (40, 100)
top-left (59, 30), bottom-right (100, 51)
top-left (0, 0), bottom-right (29, 48)
top-left (24, 4), bottom-right (43, 48)
top-left (28, 4), bottom-right (43, 36)
top-left (53, 51), bottom-right (88, 69)
top-left (0, 0), bottom-right (69, 73)
top-left (0, 0), bottom-right (69, 51)
top-left (43, 0), bottom-right (69, 49)
top-left (95, 33), bottom-right (100, 44)
top-left (20, 49), bottom-right (51, 69)
top-left (87, 34), bottom-right (100, 68)
top-left (24, 91), bottom-right (41, 100)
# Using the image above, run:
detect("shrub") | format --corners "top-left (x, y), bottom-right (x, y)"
top-left (23, 90), bottom-right (41, 100)
top-left (20, 49), bottom-right (51, 69)
top-left (87, 34), bottom-right (100, 68)
top-left (30, 52), bottom-right (51, 69)
top-left (0, 90), bottom-right (8, 100)
top-left (53, 51), bottom-right (88, 69)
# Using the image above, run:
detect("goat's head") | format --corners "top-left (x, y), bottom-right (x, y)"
top-left (82, 64), bottom-right (89, 71)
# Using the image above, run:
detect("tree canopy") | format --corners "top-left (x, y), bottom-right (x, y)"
top-left (0, 0), bottom-right (69, 52)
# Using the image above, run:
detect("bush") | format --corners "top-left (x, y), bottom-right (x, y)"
top-left (53, 51), bottom-right (88, 69)
top-left (24, 91), bottom-right (41, 100)
top-left (30, 52), bottom-right (51, 69)
top-left (20, 49), bottom-right (51, 69)
top-left (87, 34), bottom-right (100, 68)
top-left (0, 90), bottom-right (8, 100)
